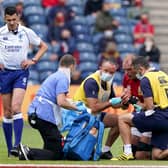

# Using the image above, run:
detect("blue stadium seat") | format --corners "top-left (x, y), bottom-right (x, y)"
top-left (72, 24), bottom-right (90, 35)
top-left (39, 71), bottom-right (54, 82)
top-left (76, 34), bottom-right (92, 43)
top-left (76, 42), bottom-right (94, 52)
top-left (67, 0), bottom-right (83, 6)
top-left (114, 16), bottom-right (129, 25)
top-left (29, 70), bottom-right (39, 81)
top-left (71, 16), bottom-right (87, 25)
top-left (2, 0), bottom-right (19, 8)
top-left (30, 24), bottom-right (48, 35)
top-left (79, 52), bottom-right (97, 62)
top-left (109, 8), bottom-right (126, 17)
top-left (24, 6), bottom-right (44, 16)
top-left (79, 62), bottom-right (98, 72)
top-left (69, 4), bottom-right (84, 16)
top-left (80, 71), bottom-right (94, 79)
top-left (23, 0), bottom-right (41, 7)
top-left (27, 15), bottom-right (46, 25)
top-left (117, 44), bottom-right (136, 54)
top-left (114, 25), bottom-right (132, 35)
top-left (36, 61), bottom-right (58, 72)
top-left (114, 34), bottom-right (133, 44)
top-left (39, 52), bottom-right (52, 61)
top-left (105, 0), bottom-right (121, 3)
top-left (28, 79), bottom-right (40, 85)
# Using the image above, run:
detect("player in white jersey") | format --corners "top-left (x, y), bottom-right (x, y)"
top-left (0, 6), bottom-right (48, 157)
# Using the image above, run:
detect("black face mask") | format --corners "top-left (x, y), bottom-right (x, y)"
top-left (12, 29), bottom-right (18, 35)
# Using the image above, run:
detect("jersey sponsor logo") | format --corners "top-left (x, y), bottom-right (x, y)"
top-left (3, 37), bottom-right (8, 40)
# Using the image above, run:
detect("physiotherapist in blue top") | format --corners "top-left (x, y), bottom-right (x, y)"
top-left (18, 54), bottom-right (84, 160)
top-left (0, 6), bottom-right (48, 157)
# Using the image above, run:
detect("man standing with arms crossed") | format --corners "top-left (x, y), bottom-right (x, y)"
top-left (0, 6), bottom-right (48, 157)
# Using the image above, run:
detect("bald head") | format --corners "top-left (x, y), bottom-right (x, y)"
top-left (122, 54), bottom-right (135, 70)
top-left (122, 54), bottom-right (137, 79)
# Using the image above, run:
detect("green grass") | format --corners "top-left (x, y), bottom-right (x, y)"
top-left (0, 122), bottom-right (168, 165)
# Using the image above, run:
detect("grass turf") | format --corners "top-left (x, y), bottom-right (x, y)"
top-left (0, 122), bottom-right (168, 165)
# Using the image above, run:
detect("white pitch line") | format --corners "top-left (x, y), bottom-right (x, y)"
top-left (0, 165), bottom-right (168, 168)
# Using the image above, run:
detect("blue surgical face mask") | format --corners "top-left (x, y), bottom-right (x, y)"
top-left (136, 73), bottom-right (143, 80)
top-left (100, 72), bottom-right (113, 82)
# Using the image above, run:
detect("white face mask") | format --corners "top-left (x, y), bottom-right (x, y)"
top-left (136, 73), bottom-right (143, 80)
top-left (59, 67), bottom-right (71, 84)
top-left (100, 72), bottom-right (113, 82)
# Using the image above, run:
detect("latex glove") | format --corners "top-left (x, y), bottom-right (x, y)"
top-left (109, 97), bottom-right (122, 106)
top-left (133, 104), bottom-right (142, 112)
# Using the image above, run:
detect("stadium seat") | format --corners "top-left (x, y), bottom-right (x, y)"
top-left (114, 25), bottom-right (132, 35)
top-left (72, 24), bottom-right (90, 35)
top-left (69, 4), bottom-right (84, 16)
top-left (23, 0), bottom-right (41, 7)
top-left (39, 52), bottom-right (52, 62)
top-left (80, 71), bottom-right (94, 79)
top-left (71, 16), bottom-right (87, 25)
top-left (39, 71), bottom-right (54, 82)
top-left (79, 52), bottom-right (97, 62)
top-left (79, 62), bottom-right (98, 72)
top-left (27, 15), bottom-right (46, 25)
top-left (36, 61), bottom-right (58, 72)
top-left (30, 24), bottom-right (48, 35)
top-left (105, 0), bottom-right (121, 3)
top-left (67, 0), bottom-right (83, 6)
top-left (109, 8), bottom-right (126, 17)
top-left (114, 16), bottom-right (129, 25)
top-left (114, 34), bottom-right (133, 44)
top-left (117, 44), bottom-right (136, 54)
top-left (28, 79), bottom-right (40, 85)
top-left (76, 42), bottom-right (94, 52)
top-left (24, 6), bottom-right (44, 17)
top-left (76, 34), bottom-right (92, 43)
top-left (2, 0), bottom-right (19, 8)
top-left (29, 70), bottom-right (39, 81)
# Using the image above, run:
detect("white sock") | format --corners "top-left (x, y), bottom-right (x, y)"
top-left (123, 144), bottom-right (132, 155)
top-left (102, 146), bottom-right (111, 153)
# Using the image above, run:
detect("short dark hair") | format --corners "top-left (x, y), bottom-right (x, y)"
top-left (101, 57), bottom-right (117, 66)
top-left (5, 6), bottom-right (17, 16)
top-left (132, 56), bottom-right (150, 69)
top-left (59, 54), bottom-right (76, 67)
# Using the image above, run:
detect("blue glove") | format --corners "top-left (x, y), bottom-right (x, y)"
top-left (109, 97), bottom-right (122, 106)
top-left (76, 101), bottom-right (87, 113)
top-left (133, 104), bottom-right (142, 112)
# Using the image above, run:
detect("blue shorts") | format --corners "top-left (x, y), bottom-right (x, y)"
top-left (0, 69), bottom-right (29, 94)
top-left (132, 109), bottom-right (168, 149)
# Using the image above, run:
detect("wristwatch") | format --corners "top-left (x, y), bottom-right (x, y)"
top-left (31, 58), bottom-right (38, 64)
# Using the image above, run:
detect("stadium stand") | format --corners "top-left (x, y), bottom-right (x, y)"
top-left (2, 0), bottom-right (159, 85)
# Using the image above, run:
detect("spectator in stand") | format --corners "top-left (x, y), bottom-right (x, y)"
top-left (47, 0), bottom-right (73, 24)
top-left (139, 37), bottom-right (160, 69)
top-left (84, 0), bottom-right (103, 16)
top-left (133, 12), bottom-right (155, 48)
top-left (128, 0), bottom-right (149, 20)
top-left (98, 42), bottom-right (122, 72)
top-left (42, 0), bottom-right (58, 8)
top-left (59, 29), bottom-right (76, 56)
top-left (15, 2), bottom-right (25, 25)
top-left (95, 0), bottom-right (119, 33)
top-left (47, 11), bottom-right (71, 46)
